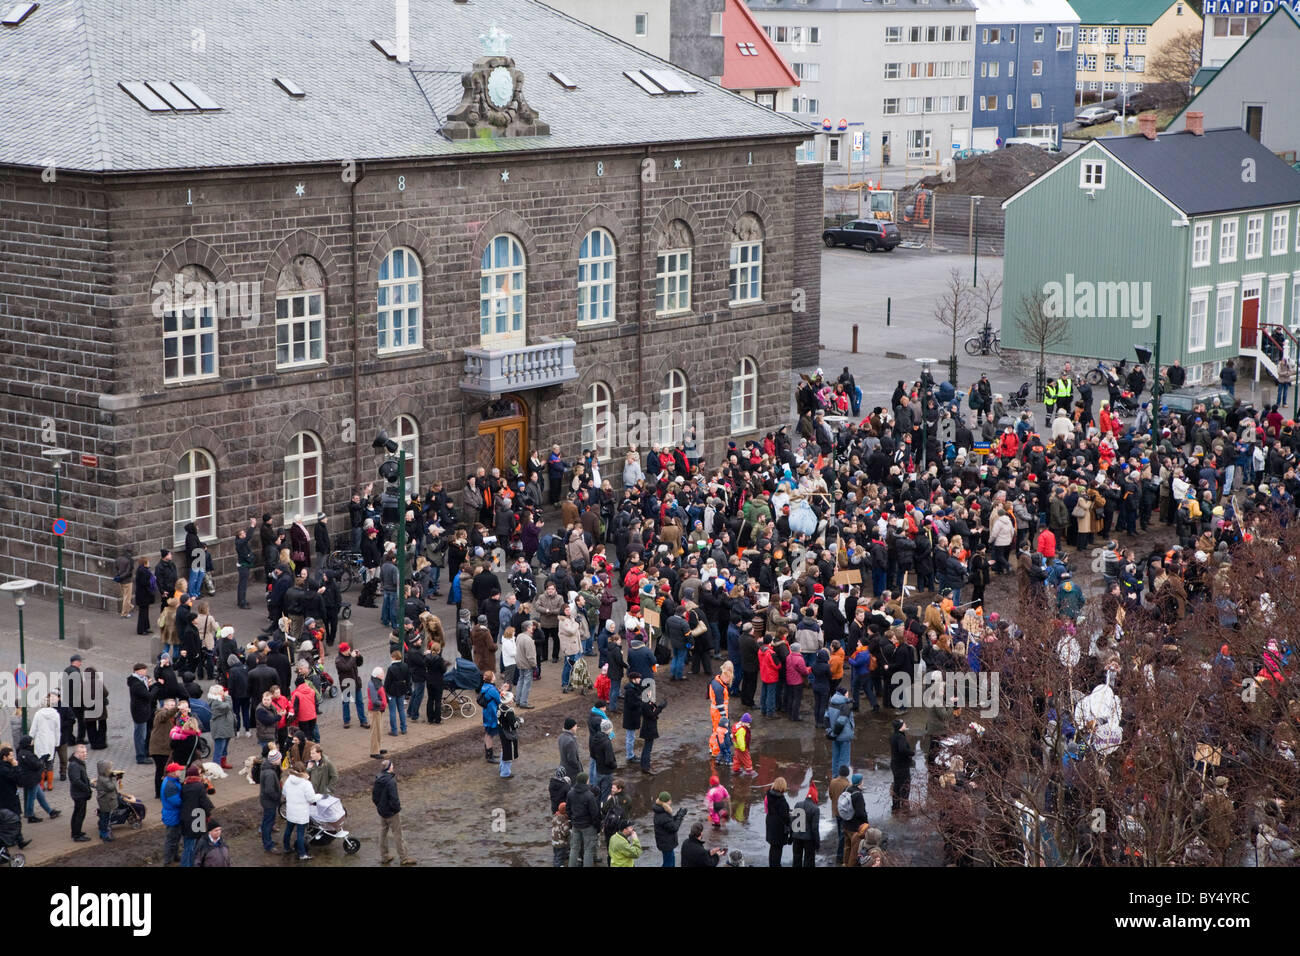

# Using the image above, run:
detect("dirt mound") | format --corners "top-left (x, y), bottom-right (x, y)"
top-left (919, 146), bottom-right (1065, 198)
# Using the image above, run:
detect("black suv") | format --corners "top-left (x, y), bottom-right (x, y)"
top-left (822, 219), bottom-right (901, 252)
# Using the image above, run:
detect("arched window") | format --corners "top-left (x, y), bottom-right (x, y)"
top-left (161, 265), bottom-right (219, 383)
top-left (173, 449), bottom-right (216, 545)
top-left (659, 368), bottom-right (688, 446)
top-left (393, 414), bottom-right (419, 496)
top-left (581, 381), bottom-right (614, 460)
top-left (275, 255), bottom-right (326, 367)
top-left (377, 247), bottom-right (423, 352)
top-left (577, 228), bottom-right (617, 324)
top-left (480, 234), bottom-right (526, 346)
top-left (729, 213), bottom-right (764, 305)
top-left (283, 431), bottom-right (322, 522)
top-left (731, 356), bottom-right (759, 433)
top-left (655, 220), bottom-right (693, 315)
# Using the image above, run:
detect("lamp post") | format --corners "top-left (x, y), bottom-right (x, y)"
top-left (1, 578), bottom-right (40, 735)
top-left (41, 448), bottom-right (72, 642)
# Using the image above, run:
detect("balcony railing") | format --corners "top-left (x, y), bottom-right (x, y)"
top-left (460, 338), bottom-right (578, 394)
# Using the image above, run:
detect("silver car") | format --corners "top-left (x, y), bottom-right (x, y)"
top-left (1075, 106), bottom-right (1118, 127)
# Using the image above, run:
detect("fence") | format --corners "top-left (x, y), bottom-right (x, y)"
top-left (823, 187), bottom-right (1006, 254)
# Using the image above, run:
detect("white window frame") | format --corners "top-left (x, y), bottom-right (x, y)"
top-left (1215, 284), bottom-right (1237, 348)
top-left (1271, 210), bottom-right (1289, 255)
top-left (1034, 27), bottom-right (1045, 43)
top-left (480, 233), bottom-right (527, 347)
top-left (1031, 59), bottom-right (1043, 76)
top-left (1080, 159), bottom-right (1106, 189)
top-left (1192, 221), bottom-right (1212, 267)
top-left (655, 248), bottom-right (692, 315)
top-left (376, 247), bottom-right (423, 353)
top-left (883, 97), bottom-right (900, 115)
top-left (1268, 276), bottom-right (1287, 328)
top-left (1057, 26), bottom-right (1073, 49)
top-left (275, 289), bottom-right (325, 368)
top-left (1245, 214), bottom-right (1265, 259)
top-left (885, 25), bottom-right (902, 43)
top-left (173, 449), bottom-right (217, 546)
top-left (729, 239), bottom-right (763, 305)
top-left (283, 431), bottom-right (322, 524)
top-left (393, 414), bottom-right (419, 496)
top-left (577, 228), bottom-right (617, 325)
top-left (635, 12), bottom-right (647, 37)
top-left (709, 11), bottom-right (723, 36)
top-left (1006, 94), bottom-right (1013, 110)
top-left (1293, 272), bottom-right (1300, 331)
top-left (582, 381), bottom-right (615, 460)
top-left (163, 291), bottom-right (218, 384)
top-left (1187, 288), bottom-right (1209, 353)
top-left (659, 369), bottom-right (689, 446)
top-left (1031, 93), bottom-right (1042, 109)
top-left (731, 356), bottom-right (759, 434)
top-left (1220, 218), bottom-right (1239, 264)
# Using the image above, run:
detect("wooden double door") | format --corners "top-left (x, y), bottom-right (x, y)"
top-left (476, 396), bottom-right (528, 474)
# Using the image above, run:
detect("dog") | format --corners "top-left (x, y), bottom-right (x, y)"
top-left (237, 755), bottom-right (259, 785)
top-left (201, 761), bottom-right (228, 780)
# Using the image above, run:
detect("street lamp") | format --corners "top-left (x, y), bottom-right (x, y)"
top-left (40, 447), bottom-right (72, 642)
top-left (1, 578), bottom-right (40, 735)
top-left (372, 431), bottom-right (407, 635)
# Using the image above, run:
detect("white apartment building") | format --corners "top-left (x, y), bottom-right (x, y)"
top-left (747, 0), bottom-right (978, 176)
top-left (1201, 0), bottom-right (1298, 67)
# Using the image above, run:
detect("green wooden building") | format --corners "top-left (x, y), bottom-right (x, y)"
top-left (1002, 115), bottom-right (1300, 388)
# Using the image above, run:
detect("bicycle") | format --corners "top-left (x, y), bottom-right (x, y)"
top-left (325, 550), bottom-right (364, 594)
top-left (963, 326), bottom-right (1001, 356)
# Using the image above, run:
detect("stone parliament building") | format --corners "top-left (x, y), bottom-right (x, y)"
top-left (0, 0), bottom-right (821, 606)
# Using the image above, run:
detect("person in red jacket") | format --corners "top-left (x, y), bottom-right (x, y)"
top-left (1036, 526), bottom-right (1057, 561)
top-left (758, 637), bottom-right (781, 717)
top-left (291, 679), bottom-right (319, 744)
top-left (783, 645), bottom-right (810, 721)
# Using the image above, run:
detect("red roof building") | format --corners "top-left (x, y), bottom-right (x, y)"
top-left (722, 0), bottom-right (799, 105)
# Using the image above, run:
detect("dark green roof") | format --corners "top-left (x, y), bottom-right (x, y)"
top-left (1191, 67), bottom-right (1219, 89)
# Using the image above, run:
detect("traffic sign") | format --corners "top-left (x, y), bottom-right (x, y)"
top-left (973, 442), bottom-right (992, 456)
top-left (951, 142), bottom-right (961, 150)
top-left (51, 518), bottom-right (67, 536)
top-left (14, 668), bottom-right (27, 689)
top-left (995, 137), bottom-right (1003, 147)
top-left (853, 130), bottom-right (864, 151)
top-left (80, 454), bottom-right (98, 467)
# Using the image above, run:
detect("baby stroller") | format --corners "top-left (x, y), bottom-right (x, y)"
top-left (568, 654), bottom-right (595, 695)
top-left (1007, 382), bottom-right (1031, 412)
top-left (442, 657), bottom-right (482, 720)
top-left (108, 776), bottom-right (147, 830)
top-left (0, 809), bottom-right (25, 867)
top-left (279, 794), bottom-right (360, 854)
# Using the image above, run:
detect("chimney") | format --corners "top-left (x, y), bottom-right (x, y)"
top-left (395, 0), bottom-right (410, 63)
top-left (1139, 113), bottom-right (1157, 140)
top-left (1186, 111), bottom-right (1204, 136)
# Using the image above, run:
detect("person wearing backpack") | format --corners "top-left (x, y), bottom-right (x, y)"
top-left (824, 684), bottom-right (855, 780)
top-left (599, 779), bottom-right (632, 853)
top-left (828, 765), bottom-right (851, 864)
top-left (838, 774), bottom-right (869, 865)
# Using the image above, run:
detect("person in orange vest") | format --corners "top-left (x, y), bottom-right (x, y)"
top-left (708, 664), bottom-right (732, 757)
top-left (710, 717), bottom-right (733, 766)
top-left (731, 713), bottom-right (756, 776)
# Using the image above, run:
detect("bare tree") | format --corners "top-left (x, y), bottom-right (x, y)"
top-left (933, 268), bottom-right (978, 387)
top-left (972, 273), bottom-right (1003, 336)
top-left (1147, 30), bottom-right (1203, 108)
top-left (1015, 290), bottom-right (1070, 402)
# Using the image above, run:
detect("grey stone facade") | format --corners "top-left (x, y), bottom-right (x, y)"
top-left (0, 137), bottom-right (812, 607)
top-left (670, 0), bottom-right (726, 80)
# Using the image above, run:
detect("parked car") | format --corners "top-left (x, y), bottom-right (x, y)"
top-left (1160, 387), bottom-right (1235, 416)
top-left (1075, 106), bottom-right (1118, 127)
top-left (822, 219), bottom-right (901, 252)
top-left (952, 148), bottom-right (990, 160)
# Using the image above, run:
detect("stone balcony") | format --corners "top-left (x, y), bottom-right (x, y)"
top-left (459, 337), bottom-right (579, 394)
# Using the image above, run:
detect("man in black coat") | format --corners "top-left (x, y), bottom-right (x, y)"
top-left (313, 513), bottom-right (331, 570)
top-left (371, 759), bottom-right (414, 864)
top-left (67, 745), bottom-right (93, 842)
top-left (154, 549), bottom-right (178, 604)
top-left (320, 571), bottom-right (342, 648)
top-left (890, 718), bottom-right (914, 813)
top-left (681, 821), bottom-right (724, 867)
top-left (267, 564), bottom-right (293, 627)
top-left (738, 622), bottom-right (759, 707)
top-left (128, 664), bottom-right (154, 765)
top-left (565, 772), bottom-right (601, 868)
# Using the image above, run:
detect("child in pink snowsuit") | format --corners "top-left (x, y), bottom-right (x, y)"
top-left (705, 775), bottom-right (731, 827)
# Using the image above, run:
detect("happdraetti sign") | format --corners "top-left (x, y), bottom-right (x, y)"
top-left (1202, 0), bottom-right (1296, 14)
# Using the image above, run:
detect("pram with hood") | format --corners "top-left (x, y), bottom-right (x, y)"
top-left (568, 654), bottom-right (595, 695)
top-left (0, 809), bottom-right (25, 867)
top-left (442, 657), bottom-right (482, 720)
top-left (278, 794), bottom-right (360, 854)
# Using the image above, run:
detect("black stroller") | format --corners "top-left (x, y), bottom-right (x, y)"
top-left (108, 776), bottom-right (147, 830)
top-left (0, 809), bottom-right (25, 867)
top-left (1007, 382), bottom-right (1031, 412)
top-left (442, 657), bottom-right (482, 720)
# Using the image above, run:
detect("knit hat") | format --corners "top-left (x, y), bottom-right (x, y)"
top-left (184, 765), bottom-right (201, 778)
top-left (851, 773), bottom-right (863, 785)
top-left (371, 667), bottom-right (384, 678)
top-left (657, 792), bottom-right (672, 803)
top-left (339, 643), bottom-right (350, 653)
top-left (576, 772), bottom-right (589, 784)
top-left (893, 718), bottom-right (904, 730)
top-left (741, 713), bottom-right (752, 724)
top-left (807, 782), bottom-right (819, 802)
top-left (709, 775), bottom-right (720, 787)
top-left (218, 626), bottom-right (234, 639)
top-left (165, 762), bottom-right (183, 773)
top-left (227, 654), bottom-right (240, 667)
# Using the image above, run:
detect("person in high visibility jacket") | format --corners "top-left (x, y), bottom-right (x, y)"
top-left (1044, 378), bottom-right (1058, 415)
top-left (1055, 374), bottom-right (1073, 414)
top-left (708, 664), bottom-right (732, 757)
top-left (732, 713), bottom-right (756, 776)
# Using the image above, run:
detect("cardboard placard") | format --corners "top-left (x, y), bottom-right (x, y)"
top-left (1194, 743), bottom-right (1222, 767)
top-left (642, 606), bottom-right (661, 629)
top-left (832, 569), bottom-right (862, 587)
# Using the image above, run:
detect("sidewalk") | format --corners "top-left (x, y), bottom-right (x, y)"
top-left (0, 573), bottom-right (561, 866)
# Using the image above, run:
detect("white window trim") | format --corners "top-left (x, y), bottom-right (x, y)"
top-left (1219, 218), bottom-right (1239, 264)
top-left (659, 370), bottom-right (689, 446)
top-left (1268, 275), bottom-right (1288, 327)
top-left (729, 239), bottom-right (763, 306)
top-left (377, 247), bottom-right (423, 354)
top-left (655, 248), bottom-right (693, 316)
top-left (283, 431), bottom-right (323, 525)
top-left (393, 414), bottom-right (419, 497)
top-left (582, 382), bottom-right (615, 461)
top-left (1192, 221), bottom-right (1212, 268)
top-left (275, 289), bottom-right (327, 369)
top-left (1188, 287), bottom-right (1211, 354)
top-left (162, 294), bottom-right (219, 385)
top-left (1079, 159), bottom-right (1106, 189)
top-left (1245, 213), bottom-right (1265, 260)
top-left (731, 357), bottom-right (759, 434)
top-left (577, 228), bottom-right (618, 326)
top-left (1214, 282), bottom-right (1238, 349)
top-left (1292, 271), bottom-right (1300, 331)
top-left (173, 449), bottom-right (217, 547)
top-left (1271, 210), bottom-right (1290, 256)
top-left (480, 233), bottom-right (527, 347)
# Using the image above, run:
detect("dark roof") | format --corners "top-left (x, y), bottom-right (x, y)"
top-left (1100, 127), bottom-right (1300, 216)
top-left (0, 0), bottom-right (807, 173)
top-left (746, 0), bottom-right (975, 12)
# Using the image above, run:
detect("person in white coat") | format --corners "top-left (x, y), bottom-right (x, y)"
top-left (281, 763), bottom-right (321, 860)
top-left (31, 694), bottom-right (64, 790)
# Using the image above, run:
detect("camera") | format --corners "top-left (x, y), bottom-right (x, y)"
top-left (111, 769), bottom-right (125, 779)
